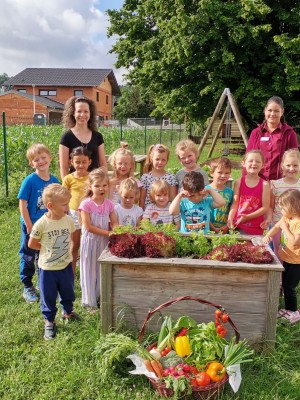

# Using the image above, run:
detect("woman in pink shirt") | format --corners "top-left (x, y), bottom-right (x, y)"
top-left (246, 96), bottom-right (298, 181)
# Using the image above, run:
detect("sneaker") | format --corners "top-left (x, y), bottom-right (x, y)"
top-left (44, 321), bottom-right (57, 340)
top-left (280, 310), bottom-right (300, 324)
top-left (277, 308), bottom-right (288, 317)
top-left (23, 287), bottom-right (39, 303)
top-left (61, 311), bottom-right (82, 322)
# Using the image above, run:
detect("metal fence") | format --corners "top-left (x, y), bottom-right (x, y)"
top-left (0, 113), bottom-right (188, 198)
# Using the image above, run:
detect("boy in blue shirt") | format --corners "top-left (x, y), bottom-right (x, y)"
top-left (169, 171), bottom-right (225, 233)
top-left (205, 157), bottom-right (233, 234)
top-left (18, 144), bottom-right (59, 303)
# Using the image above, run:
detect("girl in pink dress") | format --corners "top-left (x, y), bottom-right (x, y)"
top-left (78, 168), bottom-right (117, 309)
top-left (228, 150), bottom-right (270, 235)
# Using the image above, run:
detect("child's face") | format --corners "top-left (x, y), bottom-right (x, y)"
top-left (178, 150), bottom-right (197, 170)
top-left (47, 196), bottom-right (70, 220)
top-left (282, 156), bottom-right (300, 179)
top-left (211, 167), bottom-right (231, 187)
top-left (120, 189), bottom-right (136, 209)
top-left (90, 178), bottom-right (109, 199)
top-left (243, 153), bottom-right (263, 174)
top-left (184, 189), bottom-right (205, 204)
top-left (154, 190), bottom-right (169, 208)
top-left (29, 152), bottom-right (52, 172)
top-left (115, 155), bottom-right (132, 177)
top-left (71, 155), bottom-right (91, 176)
top-left (151, 151), bottom-right (168, 170)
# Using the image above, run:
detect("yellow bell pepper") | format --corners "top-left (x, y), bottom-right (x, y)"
top-left (174, 335), bottom-right (191, 357)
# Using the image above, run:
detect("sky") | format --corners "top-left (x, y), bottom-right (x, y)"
top-left (0, 0), bottom-right (126, 84)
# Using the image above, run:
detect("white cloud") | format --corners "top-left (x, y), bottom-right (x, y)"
top-left (0, 0), bottom-right (125, 84)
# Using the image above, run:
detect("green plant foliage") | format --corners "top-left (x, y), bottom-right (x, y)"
top-left (107, 0), bottom-right (300, 127)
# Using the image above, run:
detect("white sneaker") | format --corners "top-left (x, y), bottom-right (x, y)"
top-left (280, 310), bottom-right (300, 324)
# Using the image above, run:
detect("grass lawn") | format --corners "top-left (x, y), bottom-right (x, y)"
top-left (1, 206), bottom-right (300, 400)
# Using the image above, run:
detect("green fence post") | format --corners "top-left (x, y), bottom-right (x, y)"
top-left (2, 112), bottom-right (9, 196)
top-left (144, 118), bottom-right (147, 153)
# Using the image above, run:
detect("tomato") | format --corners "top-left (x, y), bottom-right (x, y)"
top-left (215, 309), bottom-right (222, 317)
top-left (222, 313), bottom-right (229, 323)
top-left (161, 350), bottom-right (167, 357)
top-left (196, 372), bottom-right (211, 387)
top-left (216, 325), bottom-right (224, 334)
top-left (190, 378), bottom-right (197, 387)
top-left (189, 366), bottom-right (199, 376)
top-left (165, 346), bottom-right (172, 354)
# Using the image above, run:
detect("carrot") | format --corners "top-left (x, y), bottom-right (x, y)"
top-left (156, 360), bottom-right (164, 376)
top-left (151, 360), bottom-right (163, 378)
top-left (144, 360), bottom-right (155, 374)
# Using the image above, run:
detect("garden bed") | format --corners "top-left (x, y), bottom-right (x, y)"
top-left (99, 235), bottom-right (283, 352)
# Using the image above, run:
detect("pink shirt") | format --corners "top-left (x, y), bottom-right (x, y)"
top-left (78, 197), bottom-right (114, 216)
top-left (234, 176), bottom-right (264, 235)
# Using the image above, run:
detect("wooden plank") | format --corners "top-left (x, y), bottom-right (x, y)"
top-left (263, 270), bottom-right (281, 352)
top-left (100, 263), bottom-right (113, 334)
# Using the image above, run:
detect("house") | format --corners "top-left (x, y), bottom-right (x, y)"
top-left (1, 68), bottom-right (121, 125)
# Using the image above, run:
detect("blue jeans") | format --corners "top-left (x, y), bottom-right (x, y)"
top-left (39, 263), bottom-right (75, 322)
top-left (19, 222), bottom-right (39, 288)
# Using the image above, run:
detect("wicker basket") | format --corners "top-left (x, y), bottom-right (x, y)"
top-left (138, 296), bottom-right (240, 399)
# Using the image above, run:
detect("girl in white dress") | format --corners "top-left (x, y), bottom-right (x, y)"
top-left (78, 168), bottom-right (117, 309)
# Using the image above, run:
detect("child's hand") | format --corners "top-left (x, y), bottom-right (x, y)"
top-left (235, 214), bottom-right (249, 226)
top-left (260, 219), bottom-right (270, 230)
top-left (179, 190), bottom-right (191, 198)
top-left (262, 236), bottom-right (272, 245)
top-left (200, 189), bottom-right (209, 198)
top-left (219, 225), bottom-right (229, 234)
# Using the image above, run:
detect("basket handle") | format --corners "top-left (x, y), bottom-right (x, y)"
top-left (138, 295), bottom-right (240, 343)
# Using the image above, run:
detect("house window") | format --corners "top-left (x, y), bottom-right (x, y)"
top-left (39, 90), bottom-right (57, 96)
top-left (18, 89), bottom-right (27, 93)
top-left (74, 90), bottom-right (83, 96)
top-left (96, 92), bottom-right (99, 102)
top-left (106, 95), bottom-right (109, 105)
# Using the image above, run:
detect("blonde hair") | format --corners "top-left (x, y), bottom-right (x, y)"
top-left (281, 149), bottom-right (300, 167)
top-left (108, 146), bottom-right (135, 178)
top-left (149, 180), bottom-right (170, 203)
top-left (210, 157), bottom-right (232, 174)
top-left (85, 167), bottom-right (109, 198)
top-left (243, 149), bottom-right (264, 163)
top-left (279, 189), bottom-right (300, 216)
top-left (42, 183), bottom-right (71, 205)
top-left (118, 177), bottom-right (139, 195)
top-left (175, 139), bottom-right (199, 159)
top-left (26, 143), bottom-right (51, 162)
top-left (143, 144), bottom-right (170, 173)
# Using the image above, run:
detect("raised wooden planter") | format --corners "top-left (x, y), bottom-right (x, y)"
top-left (99, 240), bottom-right (283, 352)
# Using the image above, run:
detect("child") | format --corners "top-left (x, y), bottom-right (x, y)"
top-left (266, 149), bottom-right (300, 259)
top-left (228, 150), bottom-right (270, 235)
top-left (62, 146), bottom-right (92, 272)
top-left (263, 190), bottom-right (300, 323)
top-left (142, 180), bottom-right (180, 230)
top-left (114, 178), bottom-right (143, 228)
top-left (78, 168), bottom-right (118, 309)
top-left (140, 144), bottom-right (178, 209)
top-left (175, 139), bottom-right (209, 191)
top-left (108, 145), bottom-right (141, 204)
top-left (28, 184), bottom-right (81, 340)
top-left (205, 157), bottom-right (233, 234)
top-left (169, 171), bottom-right (225, 233)
top-left (18, 143), bottom-right (59, 303)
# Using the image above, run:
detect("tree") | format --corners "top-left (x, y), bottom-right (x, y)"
top-left (114, 85), bottom-right (157, 120)
top-left (107, 0), bottom-right (300, 128)
top-left (0, 73), bottom-right (11, 86)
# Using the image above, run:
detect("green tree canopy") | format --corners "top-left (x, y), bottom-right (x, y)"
top-left (0, 73), bottom-right (11, 86)
top-left (114, 85), bottom-right (157, 120)
top-left (108, 0), bottom-right (300, 129)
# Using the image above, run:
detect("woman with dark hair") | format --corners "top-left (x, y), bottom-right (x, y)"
top-left (246, 96), bottom-right (298, 181)
top-left (59, 96), bottom-right (107, 179)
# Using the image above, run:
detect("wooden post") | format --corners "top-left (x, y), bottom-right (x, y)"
top-left (100, 263), bottom-right (113, 334)
top-left (227, 92), bottom-right (248, 146)
top-left (198, 88), bottom-right (228, 155)
top-left (207, 106), bottom-right (228, 158)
